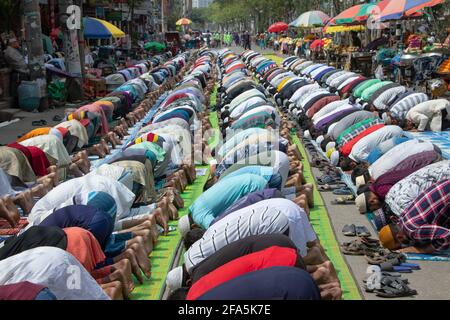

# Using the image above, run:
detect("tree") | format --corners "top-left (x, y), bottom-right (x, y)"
top-left (0, 0), bottom-right (22, 34)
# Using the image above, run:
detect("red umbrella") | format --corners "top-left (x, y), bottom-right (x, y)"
top-left (268, 22), bottom-right (289, 33)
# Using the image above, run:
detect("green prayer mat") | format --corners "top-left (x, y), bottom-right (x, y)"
top-left (131, 84), bottom-right (220, 300)
top-left (130, 166), bottom-right (210, 300)
top-left (262, 52), bottom-right (361, 299)
top-left (291, 134), bottom-right (362, 300)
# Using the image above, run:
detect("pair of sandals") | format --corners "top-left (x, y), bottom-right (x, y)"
top-left (341, 237), bottom-right (381, 256)
top-left (365, 250), bottom-right (420, 273)
top-left (32, 119), bottom-right (47, 126)
top-left (331, 194), bottom-right (355, 205)
top-left (365, 273), bottom-right (417, 298)
top-left (342, 224), bottom-right (371, 237)
top-left (317, 173), bottom-right (342, 185)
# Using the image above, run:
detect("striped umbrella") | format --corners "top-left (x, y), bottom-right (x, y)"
top-left (84, 17), bottom-right (126, 39)
top-left (332, 3), bottom-right (378, 25)
top-left (290, 11), bottom-right (331, 27)
top-left (374, 0), bottom-right (444, 21)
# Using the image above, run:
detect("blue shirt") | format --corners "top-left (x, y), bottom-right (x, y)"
top-left (189, 174), bottom-right (268, 229)
top-left (367, 136), bottom-right (411, 164)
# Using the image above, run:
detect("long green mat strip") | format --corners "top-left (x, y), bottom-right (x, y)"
top-left (263, 52), bottom-right (361, 299)
top-left (131, 85), bottom-right (220, 300)
top-left (131, 167), bottom-right (210, 300)
top-left (291, 135), bottom-right (361, 300)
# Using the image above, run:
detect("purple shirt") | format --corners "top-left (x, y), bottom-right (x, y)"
top-left (315, 107), bottom-right (358, 131)
top-left (370, 149), bottom-right (439, 199)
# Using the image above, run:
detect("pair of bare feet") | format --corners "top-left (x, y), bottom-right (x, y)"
top-left (0, 179), bottom-right (55, 226)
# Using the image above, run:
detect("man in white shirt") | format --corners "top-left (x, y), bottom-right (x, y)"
top-left (406, 99), bottom-right (450, 132)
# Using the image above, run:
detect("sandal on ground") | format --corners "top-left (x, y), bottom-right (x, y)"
top-left (317, 174), bottom-right (342, 185)
top-left (32, 120), bottom-right (47, 126)
top-left (331, 195), bottom-right (355, 205)
top-left (333, 187), bottom-right (353, 195)
top-left (372, 277), bottom-right (417, 298)
top-left (356, 226), bottom-right (371, 237)
top-left (341, 240), bottom-right (378, 255)
top-left (342, 224), bottom-right (356, 236)
top-left (318, 183), bottom-right (347, 192)
top-left (365, 250), bottom-right (406, 265)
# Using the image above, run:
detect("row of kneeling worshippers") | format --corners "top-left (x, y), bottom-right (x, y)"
top-left (243, 50), bottom-right (449, 256)
top-left (0, 49), bottom-right (217, 300)
top-left (165, 49), bottom-right (343, 301)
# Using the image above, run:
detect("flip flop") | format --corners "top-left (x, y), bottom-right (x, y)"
top-left (332, 195), bottom-right (355, 205)
top-left (53, 115), bottom-right (63, 122)
top-left (356, 226), bottom-right (371, 237)
top-left (317, 175), bottom-right (342, 185)
top-left (318, 184), bottom-right (347, 192)
top-left (32, 120), bottom-right (47, 126)
top-left (342, 224), bottom-right (356, 236)
top-left (373, 277), bottom-right (417, 298)
top-left (379, 262), bottom-right (413, 273)
top-left (333, 187), bottom-right (353, 195)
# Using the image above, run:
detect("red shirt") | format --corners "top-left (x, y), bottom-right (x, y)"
top-left (340, 124), bottom-right (385, 157)
top-left (306, 95), bottom-right (341, 118)
top-left (187, 246), bottom-right (298, 300)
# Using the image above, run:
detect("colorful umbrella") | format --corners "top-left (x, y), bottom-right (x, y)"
top-left (290, 11), bottom-right (330, 27)
top-left (176, 18), bottom-right (192, 26)
top-left (332, 3), bottom-right (378, 25)
top-left (374, 0), bottom-right (444, 21)
top-left (268, 22), bottom-right (289, 33)
top-left (84, 17), bottom-right (126, 39)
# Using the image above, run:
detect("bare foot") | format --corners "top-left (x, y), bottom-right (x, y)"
top-left (101, 281), bottom-right (124, 300)
top-left (13, 190), bottom-right (33, 215)
top-left (0, 197), bottom-right (20, 227)
top-left (75, 158), bottom-right (91, 174)
top-left (128, 230), bottom-right (154, 255)
top-left (111, 259), bottom-right (135, 296)
top-left (99, 139), bottom-right (111, 155)
top-left (303, 246), bottom-right (327, 265)
top-left (128, 242), bottom-right (151, 279)
top-left (318, 283), bottom-right (343, 300)
top-left (88, 144), bottom-right (106, 158)
top-left (115, 249), bottom-right (143, 284)
top-left (69, 163), bottom-right (84, 177)
top-left (31, 184), bottom-right (49, 198)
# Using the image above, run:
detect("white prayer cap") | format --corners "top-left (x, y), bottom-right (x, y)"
top-left (166, 266), bottom-right (183, 291)
top-left (304, 130), bottom-right (311, 140)
top-left (355, 175), bottom-right (367, 188)
top-left (381, 112), bottom-right (391, 125)
top-left (330, 150), bottom-right (339, 166)
top-left (326, 141), bottom-right (336, 153)
top-left (316, 135), bottom-right (324, 145)
top-left (178, 215), bottom-right (191, 237)
top-left (355, 193), bottom-right (368, 214)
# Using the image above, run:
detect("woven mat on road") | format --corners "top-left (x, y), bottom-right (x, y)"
top-left (130, 166), bottom-right (210, 300)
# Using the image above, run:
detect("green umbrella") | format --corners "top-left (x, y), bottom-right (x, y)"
top-left (144, 42), bottom-right (166, 52)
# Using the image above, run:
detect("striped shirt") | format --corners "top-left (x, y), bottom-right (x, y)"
top-left (389, 93), bottom-right (429, 120)
top-left (372, 85), bottom-right (407, 110)
top-left (329, 72), bottom-right (357, 89)
top-left (400, 179), bottom-right (450, 251)
top-left (325, 71), bottom-right (348, 87)
top-left (184, 204), bottom-right (290, 273)
top-left (336, 118), bottom-right (383, 146)
top-left (385, 161), bottom-right (450, 217)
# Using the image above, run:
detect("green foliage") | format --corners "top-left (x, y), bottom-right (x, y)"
top-left (0, 0), bottom-right (21, 33)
